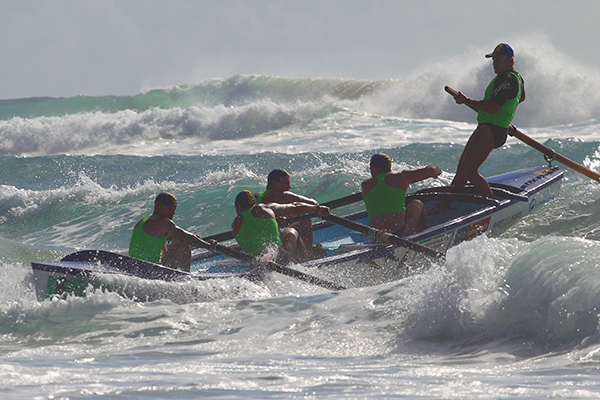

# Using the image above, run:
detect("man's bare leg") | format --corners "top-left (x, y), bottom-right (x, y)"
top-left (429, 125), bottom-right (495, 215)
top-left (404, 200), bottom-right (428, 236)
top-left (281, 227), bottom-right (308, 262)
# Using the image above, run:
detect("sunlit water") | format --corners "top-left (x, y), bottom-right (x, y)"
top-left (3, 38), bottom-right (600, 398)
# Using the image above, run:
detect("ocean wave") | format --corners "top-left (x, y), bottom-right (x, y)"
top-left (0, 99), bottom-right (344, 156)
top-left (1, 55), bottom-right (600, 156)
top-left (371, 227), bottom-right (600, 354)
top-left (3, 40), bottom-right (600, 125)
top-left (452, 236), bottom-right (600, 350)
top-left (0, 75), bottom-right (382, 120)
top-left (484, 236), bottom-right (600, 347)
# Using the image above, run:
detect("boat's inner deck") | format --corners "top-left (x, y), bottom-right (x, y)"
top-left (190, 198), bottom-right (492, 274)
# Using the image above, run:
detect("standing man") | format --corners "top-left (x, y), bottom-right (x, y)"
top-left (255, 169), bottom-right (324, 258)
top-left (362, 153), bottom-right (442, 236)
top-left (233, 190), bottom-right (329, 263)
top-left (129, 192), bottom-right (213, 272)
top-left (450, 43), bottom-right (526, 198)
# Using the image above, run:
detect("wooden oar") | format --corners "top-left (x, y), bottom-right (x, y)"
top-left (318, 212), bottom-right (446, 260)
top-left (203, 191), bottom-right (363, 243)
top-left (196, 239), bottom-right (346, 291)
top-left (445, 86), bottom-right (600, 182)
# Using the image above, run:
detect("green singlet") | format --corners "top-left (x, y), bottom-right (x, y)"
top-left (477, 71), bottom-right (523, 128)
top-left (255, 189), bottom-right (272, 203)
top-left (363, 173), bottom-right (406, 219)
top-left (235, 207), bottom-right (283, 255)
top-left (128, 215), bottom-right (168, 263)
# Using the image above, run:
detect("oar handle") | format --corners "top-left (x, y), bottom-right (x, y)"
top-left (195, 238), bottom-right (346, 291)
top-left (445, 86), bottom-right (600, 183)
top-left (320, 212), bottom-right (445, 260)
top-left (445, 86), bottom-right (477, 112)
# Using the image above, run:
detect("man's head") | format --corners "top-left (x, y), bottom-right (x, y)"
top-left (369, 153), bottom-right (392, 175)
top-left (235, 190), bottom-right (256, 212)
top-left (485, 43), bottom-right (515, 73)
top-left (154, 192), bottom-right (177, 218)
top-left (266, 168), bottom-right (291, 192)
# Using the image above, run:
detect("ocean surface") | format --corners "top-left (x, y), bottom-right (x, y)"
top-left (3, 49), bottom-right (600, 399)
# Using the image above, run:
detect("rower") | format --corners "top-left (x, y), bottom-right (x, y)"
top-left (128, 192), bottom-right (214, 272)
top-left (450, 43), bottom-right (525, 199)
top-left (255, 169), bottom-right (325, 259)
top-left (233, 190), bottom-right (330, 263)
top-left (362, 153), bottom-right (442, 237)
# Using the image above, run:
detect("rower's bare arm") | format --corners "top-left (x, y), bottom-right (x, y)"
top-left (170, 226), bottom-right (213, 249)
top-left (456, 92), bottom-right (501, 114)
top-left (270, 202), bottom-right (325, 217)
top-left (267, 191), bottom-right (318, 205)
top-left (361, 178), bottom-right (376, 197)
top-left (400, 166), bottom-right (442, 185)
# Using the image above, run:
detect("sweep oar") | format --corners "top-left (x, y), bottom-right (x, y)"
top-left (203, 191), bottom-right (363, 243)
top-left (318, 212), bottom-right (445, 261)
top-left (196, 239), bottom-right (346, 291)
top-left (445, 86), bottom-right (600, 182)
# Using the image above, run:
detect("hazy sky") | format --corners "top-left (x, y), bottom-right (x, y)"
top-left (1, 0), bottom-right (598, 99)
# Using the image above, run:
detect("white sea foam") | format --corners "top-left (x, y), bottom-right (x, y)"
top-left (1, 37), bottom-right (600, 157)
top-left (2, 35), bottom-right (600, 399)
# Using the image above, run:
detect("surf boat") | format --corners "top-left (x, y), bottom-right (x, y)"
top-left (31, 164), bottom-right (562, 300)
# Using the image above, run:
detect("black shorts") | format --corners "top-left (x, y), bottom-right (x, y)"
top-left (479, 123), bottom-right (509, 148)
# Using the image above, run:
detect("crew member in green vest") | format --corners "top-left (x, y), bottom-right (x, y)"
top-left (254, 169), bottom-right (324, 259)
top-left (233, 190), bottom-right (329, 263)
top-left (362, 153), bottom-right (442, 236)
top-left (448, 43), bottom-right (526, 200)
top-left (129, 192), bottom-right (214, 272)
